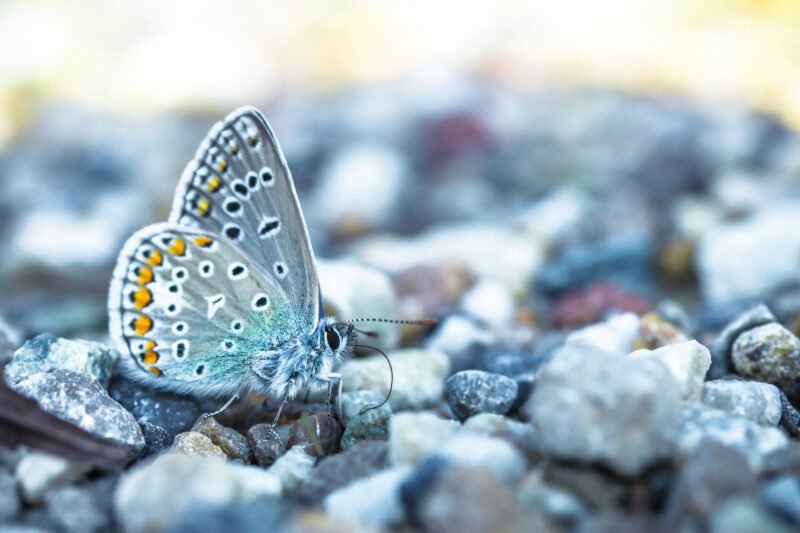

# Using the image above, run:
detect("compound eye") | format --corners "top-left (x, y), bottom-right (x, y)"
top-left (325, 327), bottom-right (341, 351)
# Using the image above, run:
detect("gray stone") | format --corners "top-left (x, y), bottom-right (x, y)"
top-left (418, 467), bottom-right (547, 533)
top-left (667, 440), bottom-right (757, 523)
top-left (12, 369), bottom-right (144, 458)
top-left (0, 471), bottom-right (20, 521)
top-left (563, 312), bottom-right (641, 356)
top-left (114, 453), bottom-right (281, 533)
top-left (340, 389), bottom-right (391, 426)
top-left (629, 340), bottom-right (711, 401)
top-left (460, 278), bottom-right (515, 330)
top-left (425, 315), bottom-right (493, 372)
top-left (709, 304), bottom-right (776, 379)
top-left (762, 475), bottom-right (800, 525)
top-left (525, 344), bottom-right (682, 476)
top-left (45, 485), bottom-right (110, 533)
top-left (323, 466), bottom-right (411, 529)
top-left (340, 407), bottom-right (390, 450)
top-left (445, 370), bottom-right (518, 420)
top-left (390, 412), bottom-right (460, 466)
top-left (15, 452), bottom-right (88, 504)
top-left (698, 204), bottom-right (800, 305)
top-left (109, 375), bottom-right (201, 440)
top-left (702, 380), bottom-right (782, 426)
top-left (247, 424), bottom-right (286, 467)
top-left (517, 471), bottom-right (587, 527)
top-left (438, 434), bottom-right (527, 484)
top-left (4, 334), bottom-right (118, 388)
top-left (710, 497), bottom-right (793, 533)
top-left (317, 258), bottom-right (401, 350)
top-left (353, 222), bottom-right (544, 292)
top-left (299, 441), bottom-right (390, 499)
top-left (137, 420), bottom-right (170, 458)
top-left (192, 416), bottom-right (251, 462)
top-left (732, 323), bottom-right (800, 398)
top-left (266, 445), bottom-right (315, 494)
top-left (171, 432), bottom-right (226, 459)
top-left (340, 349), bottom-right (450, 411)
top-left (676, 403), bottom-right (789, 472)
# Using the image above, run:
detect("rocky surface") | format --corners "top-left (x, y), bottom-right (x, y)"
top-left (4, 86), bottom-right (800, 531)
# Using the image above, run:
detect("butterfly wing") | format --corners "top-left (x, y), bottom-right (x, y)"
top-left (168, 107), bottom-right (321, 335)
top-left (108, 223), bottom-right (297, 397)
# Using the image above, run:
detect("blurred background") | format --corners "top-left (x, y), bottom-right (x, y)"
top-left (2, 0), bottom-right (800, 342)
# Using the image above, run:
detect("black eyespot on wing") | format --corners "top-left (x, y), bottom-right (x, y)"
top-left (326, 327), bottom-right (341, 351)
top-left (224, 199), bottom-right (242, 214)
top-left (224, 225), bottom-right (242, 240)
top-left (260, 167), bottom-right (273, 184)
top-left (196, 365), bottom-right (205, 375)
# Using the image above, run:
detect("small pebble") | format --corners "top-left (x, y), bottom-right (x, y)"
top-left (732, 323), bottom-right (800, 398)
top-left (701, 380), bottom-right (782, 426)
top-left (3, 333), bottom-right (119, 388)
top-left (709, 304), bottom-right (776, 379)
top-left (45, 484), bottom-right (110, 533)
top-left (11, 369), bottom-right (144, 459)
top-left (390, 412), bottom-right (460, 466)
top-left (340, 348), bottom-right (450, 411)
top-left (323, 466), bottom-right (411, 529)
top-left (340, 389), bottom-right (391, 426)
top-left (171, 432), bottom-right (227, 460)
top-left (192, 416), bottom-right (252, 463)
top-left (247, 423), bottom-right (287, 467)
top-left (629, 340), bottom-right (711, 401)
top-left (340, 407), bottom-right (391, 450)
top-left (267, 445), bottom-right (316, 494)
top-left (137, 420), bottom-right (170, 459)
top-left (287, 412), bottom-right (342, 457)
top-left (0, 471), bottom-right (20, 521)
top-left (761, 475), bottom-right (800, 525)
top-left (299, 441), bottom-right (389, 499)
top-left (633, 312), bottom-right (688, 350)
top-left (444, 370), bottom-right (518, 420)
top-left (15, 452), bottom-right (88, 504)
top-left (114, 452), bottom-right (281, 533)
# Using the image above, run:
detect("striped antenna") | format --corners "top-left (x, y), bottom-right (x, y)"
top-left (338, 318), bottom-right (439, 327)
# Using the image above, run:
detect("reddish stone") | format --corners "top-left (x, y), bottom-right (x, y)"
top-left (551, 282), bottom-right (652, 329)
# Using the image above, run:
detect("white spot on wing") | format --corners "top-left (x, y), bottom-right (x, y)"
top-left (206, 293), bottom-right (226, 319)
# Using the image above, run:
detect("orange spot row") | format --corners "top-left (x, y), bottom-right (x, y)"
top-left (193, 236), bottom-right (214, 248)
top-left (147, 250), bottom-right (163, 267)
top-left (168, 238), bottom-right (186, 256)
top-left (132, 287), bottom-right (152, 310)
top-left (198, 198), bottom-right (210, 216)
top-left (206, 176), bottom-right (221, 193)
top-left (132, 315), bottom-right (153, 337)
top-left (142, 341), bottom-right (159, 365)
top-left (137, 266), bottom-right (153, 286)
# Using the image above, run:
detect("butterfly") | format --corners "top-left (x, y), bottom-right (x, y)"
top-left (108, 107), bottom-right (362, 418)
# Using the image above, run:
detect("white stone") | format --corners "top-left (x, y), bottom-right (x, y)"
top-left (312, 143), bottom-right (406, 229)
top-left (564, 313), bottom-right (641, 356)
top-left (390, 412), bottom-right (460, 466)
top-left (114, 453), bottom-right (281, 533)
top-left (267, 445), bottom-right (315, 493)
top-left (676, 403), bottom-right (789, 473)
top-left (517, 187), bottom-right (590, 244)
top-left (323, 466), bottom-right (412, 529)
top-left (439, 434), bottom-right (527, 484)
top-left (697, 203), bottom-right (800, 303)
top-left (318, 258), bottom-right (400, 349)
top-left (701, 380), bottom-right (783, 426)
top-left (15, 452), bottom-right (87, 504)
top-left (340, 349), bottom-right (450, 411)
top-left (353, 223), bottom-right (544, 292)
top-left (629, 340), bottom-right (711, 401)
top-left (425, 315), bottom-right (493, 359)
top-left (460, 278), bottom-right (515, 330)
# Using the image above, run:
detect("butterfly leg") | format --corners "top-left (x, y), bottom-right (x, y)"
top-left (204, 392), bottom-right (239, 419)
top-left (325, 373), bottom-right (342, 420)
top-left (271, 378), bottom-right (295, 426)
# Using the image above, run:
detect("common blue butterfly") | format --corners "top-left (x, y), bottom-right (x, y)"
top-left (108, 107), bottom-right (380, 419)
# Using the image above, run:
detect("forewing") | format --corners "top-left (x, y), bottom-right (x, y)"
top-left (108, 223), bottom-right (296, 397)
top-left (169, 107), bottom-right (321, 335)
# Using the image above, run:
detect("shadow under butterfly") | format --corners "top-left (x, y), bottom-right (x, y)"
top-left (108, 106), bottom-right (436, 420)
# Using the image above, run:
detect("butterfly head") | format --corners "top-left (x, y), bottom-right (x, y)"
top-left (320, 318), bottom-right (356, 362)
